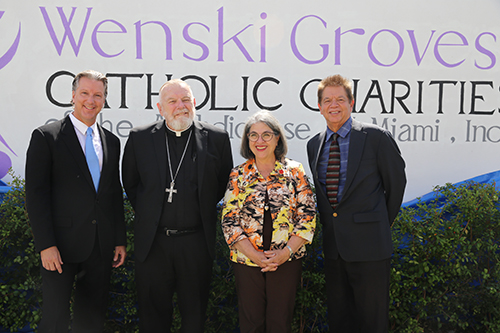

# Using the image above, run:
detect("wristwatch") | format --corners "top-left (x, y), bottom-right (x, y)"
top-left (286, 245), bottom-right (294, 259)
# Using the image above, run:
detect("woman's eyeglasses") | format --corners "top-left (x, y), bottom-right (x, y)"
top-left (248, 131), bottom-right (275, 142)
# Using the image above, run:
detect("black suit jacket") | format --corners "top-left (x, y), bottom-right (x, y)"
top-left (25, 116), bottom-right (126, 262)
top-left (122, 120), bottom-right (233, 262)
top-left (307, 119), bottom-right (406, 262)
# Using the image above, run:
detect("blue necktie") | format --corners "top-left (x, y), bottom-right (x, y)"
top-left (85, 127), bottom-right (100, 192)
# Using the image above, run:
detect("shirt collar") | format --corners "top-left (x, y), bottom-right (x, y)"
top-left (245, 158), bottom-right (287, 182)
top-left (164, 120), bottom-right (193, 137)
top-left (69, 112), bottom-right (98, 136)
top-left (325, 117), bottom-right (352, 142)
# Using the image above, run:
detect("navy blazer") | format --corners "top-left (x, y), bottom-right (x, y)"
top-left (307, 119), bottom-right (406, 262)
top-left (122, 120), bottom-right (233, 262)
top-left (25, 116), bottom-right (126, 263)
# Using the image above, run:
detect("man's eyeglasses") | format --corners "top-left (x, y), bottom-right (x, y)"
top-left (248, 131), bottom-right (275, 142)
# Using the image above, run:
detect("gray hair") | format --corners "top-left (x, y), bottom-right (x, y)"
top-left (71, 70), bottom-right (108, 104)
top-left (240, 110), bottom-right (288, 160)
top-left (158, 78), bottom-right (194, 101)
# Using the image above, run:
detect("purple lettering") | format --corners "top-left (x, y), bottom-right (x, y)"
top-left (183, 22), bottom-right (210, 61)
top-left (0, 12), bottom-right (21, 70)
top-left (259, 12), bottom-right (267, 63)
top-left (334, 27), bottom-right (365, 65)
top-left (217, 7), bottom-right (254, 62)
top-left (475, 32), bottom-right (496, 70)
top-left (39, 6), bottom-right (92, 56)
top-left (91, 20), bottom-right (126, 58)
top-left (407, 30), bottom-right (436, 66)
top-left (291, 15), bottom-right (328, 65)
top-left (434, 31), bottom-right (468, 68)
top-left (368, 29), bottom-right (404, 67)
top-left (135, 21), bottom-right (172, 60)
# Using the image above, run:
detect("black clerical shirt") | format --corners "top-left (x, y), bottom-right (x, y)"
top-left (159, 124), bottom-right (202, 229)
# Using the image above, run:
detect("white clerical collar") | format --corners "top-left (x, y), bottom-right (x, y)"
top-left (165, 122), bottom-right (193, 137)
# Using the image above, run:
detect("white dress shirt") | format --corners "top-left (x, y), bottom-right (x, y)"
top-left (69, 113), bottom-right (103, 171)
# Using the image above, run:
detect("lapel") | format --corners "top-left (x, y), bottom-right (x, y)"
top-left (312, 130), bottom-right (327, 181)
top-left (96, 124), bottom-right (109, 196)
top-left (193, 121), bottom-right (207, 196)
top-left (311, 130), bottom-right (330, 203)
top-left (60, 116), bottom-right (95, 192)
top-left (151, 120), bottom-right (168, 188)
top-left (342, 119), bottom-right (366, 200)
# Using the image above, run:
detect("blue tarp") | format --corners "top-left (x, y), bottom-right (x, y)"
top-left (402, 169), bottom-right (500, 209)
top-left (0, 180), bottom-right (10, 203)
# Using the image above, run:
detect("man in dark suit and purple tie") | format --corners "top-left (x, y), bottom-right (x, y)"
top-left (307, 74), bottom-right (406, 332)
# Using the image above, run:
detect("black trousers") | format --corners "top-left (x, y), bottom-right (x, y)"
top-left (38, 234), bottom-right (112, 333)
top-left (135, 230), bottom-right (212, 333)
top-left (325, 257), bottom-right (391, 333)
top-left (232, 259), bottom-right (302, 333)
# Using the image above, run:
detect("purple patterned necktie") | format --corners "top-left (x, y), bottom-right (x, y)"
top-left (326, 133), bottom-right (340, 208)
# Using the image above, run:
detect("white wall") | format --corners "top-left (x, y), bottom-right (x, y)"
top-left (1, 0), bottom-right (499, 201)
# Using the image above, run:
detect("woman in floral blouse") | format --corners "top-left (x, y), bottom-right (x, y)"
top-left (221, 110), bottom-right (316, 333)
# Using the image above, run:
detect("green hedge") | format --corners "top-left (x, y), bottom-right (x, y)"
top-left (1, 173), bottom-right (499, 332)
top-left (390, 181), bottom-right (500, 332)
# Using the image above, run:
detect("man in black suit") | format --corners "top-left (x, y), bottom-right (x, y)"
top-left (25, 70), bottom-right (126, 332)
top-left (122, 78), bottom-right (233, 332)
top-left (306, 74), bottom-right (406, 332)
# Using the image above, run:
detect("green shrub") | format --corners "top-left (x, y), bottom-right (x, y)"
top-left (0, 174), bottom-right (41, 331)
top-left (0, 174), bottom-right (327, 333)
top-left (390, 181), bottom-right (500, 332)
top-left (1, 173), bottom-right (499, 332)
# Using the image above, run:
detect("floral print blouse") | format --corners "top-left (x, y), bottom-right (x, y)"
top-left (221, 158), bottom-right (316, 267)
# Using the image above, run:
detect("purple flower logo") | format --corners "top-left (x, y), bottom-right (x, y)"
top-left (0, 134), bottom-right (16, 180)
top-left (0, 11), bottom-right (21, 71)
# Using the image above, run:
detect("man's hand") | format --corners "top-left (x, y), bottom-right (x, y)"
top-left (112, 245), bottom-right (127, 268)
top-left (40, 246), bottom-right (63, 274)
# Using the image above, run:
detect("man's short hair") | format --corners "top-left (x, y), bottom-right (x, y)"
top-left (158, 79), bottom-right (194, 101)
top-left (240, 110), bottom-right (288, 160)
top-left (71, 70), bottom-right (108, 101)
top-left (317, 74), bottom-right (354, 104)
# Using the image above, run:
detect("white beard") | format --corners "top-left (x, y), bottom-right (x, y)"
top-left (169, 116), bottom-right (193, 131)
top-left (166, 109), bottom-right (195, 131)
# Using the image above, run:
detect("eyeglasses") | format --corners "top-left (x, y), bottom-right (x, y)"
top-left (247, 131), bottom-right (275, 142)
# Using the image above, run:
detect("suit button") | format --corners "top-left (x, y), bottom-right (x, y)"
top-left (333, 213), bottom-right (338, 217)
top-left (92, 220), bottom-right (97, 224)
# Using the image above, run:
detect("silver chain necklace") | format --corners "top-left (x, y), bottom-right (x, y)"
top-left (165, 129), bottom-right (193, 203)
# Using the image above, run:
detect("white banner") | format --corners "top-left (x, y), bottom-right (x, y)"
top-left (1, 0), bottom-right (499, 201)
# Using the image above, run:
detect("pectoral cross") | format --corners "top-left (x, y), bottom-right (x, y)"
top-left (165, 181), bottom-right (177, 203)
